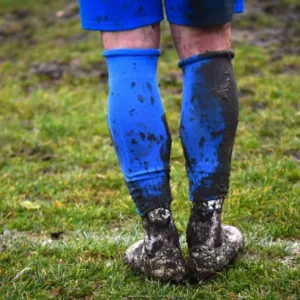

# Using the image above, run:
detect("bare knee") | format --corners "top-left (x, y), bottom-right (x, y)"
top-left (170, 23), bottom-right (231, 60)
top-left (102, 23), bottom-right (160, 50)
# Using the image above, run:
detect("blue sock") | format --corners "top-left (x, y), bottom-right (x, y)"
top-left (179, 51), bottom-right (239, 203)
top-left (103, 49), bottom-right (172, 216)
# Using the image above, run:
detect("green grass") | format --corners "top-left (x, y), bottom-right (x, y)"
top-left (0, 0), bottom-right (299, 298)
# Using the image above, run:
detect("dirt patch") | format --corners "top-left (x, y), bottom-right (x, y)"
top-left (54, 3), bottom-right (79, 20)
top-left (252, 102), bottom-right (267, 112)
top-left (31, 61), bottom-right (66, 80)
top-left (7, 9), bottom-right (31, 20)
top-left (0, 19), bottom-right (35, 44)
top-left (284, 150), bottom-right (300, 164)
top-left (68, 59), bottom-right (108, 80)
top-left (12, 145), bottom-right (56, 161)
top-left (245, 239), bottom-right (300, 268)
top-left (0, 2), bottom-right (80, 46)
top-left (232, 0), bottom-right (300, 58)
top-left (231, 28), bottom-right (282, 47)
top-left (0, 229), bottom-right (139, 251)
top-left (275, 240), bottom-right (299, 268)
top-left (0, 7), bottom-right (37, 45)
top-left (29, 58), bottom-right (108, 82)
top-left (60, 32), bottom-right (89, 43)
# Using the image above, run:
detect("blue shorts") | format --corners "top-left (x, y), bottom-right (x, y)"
top-left (78, 0), bottom-right (244, 31)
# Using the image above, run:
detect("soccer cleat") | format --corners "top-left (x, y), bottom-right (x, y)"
top-left (187, 199), bottom-right (243, 281)
top-left (124, 208), bottom-right (185, 282)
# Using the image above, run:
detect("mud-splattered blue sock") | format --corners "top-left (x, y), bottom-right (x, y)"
top-left (179, 51), bottom-right (239, 203)
top-left (103, 49), bottom-right (172, 216)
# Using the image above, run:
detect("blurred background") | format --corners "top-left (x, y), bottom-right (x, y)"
top-left (0, 0), bottom-right (299, 298)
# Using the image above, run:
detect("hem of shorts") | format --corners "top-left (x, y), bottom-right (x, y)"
top-left (166, 13), bottom-right (233, 27)
top-left (81, 16), bottom-right (164, 31)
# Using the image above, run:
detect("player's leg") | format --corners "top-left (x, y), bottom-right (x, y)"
top-left (169, 23), bottom-right (231, 59)
top-left (104, 45), bottom-right (185, 282)
top-left (78, 0), bottom-right (185, 282)
top-left (165, 0), bottom-right (244, 280)
top-left (102, 25), bottom-right (159, 49)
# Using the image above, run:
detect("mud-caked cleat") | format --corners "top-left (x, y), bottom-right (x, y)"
top-left (124, 207), bottom-right (185, 283)
top-left (187, 199), bottom-right (244, 281)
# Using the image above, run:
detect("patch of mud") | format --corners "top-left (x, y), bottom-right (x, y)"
top-left (231, 28), bottom-right (283, 47)
top-left (7, 9), bottom-right (31, 21)
top-left (252, 102), bottom-right (267, 112)
top-left (278, 240), bottom-right (300, 268)
top-left (246, 239), bottom-right (300, 268)
top-left (0, 7), bottom-right (38, 45)
top-left (11, 145), bottom-right (56, 161)
top-left (60, 32), bottom-right (89, 43)
top-left (239, 87), bottom-right (255, 97)
top-left (31, 61), bottom-right (66, 80)
top-left (159, 71), bottom-right (182, 86)
top-left (232, 0), bottom-right (300, 58)
top-left (55, 3), bottom-right (79, 20)
top-left (30, 59), bottom-right (108, 81)
top-left (0, 19), bottom-right (35, 44)
top-left (1, 229), bottom-right (299, 270)
top-left (45, 3), bottom-right (80, 27)
top-left (284, 150), bottom-right (300, 164)
top-left (0, 2), bottom-right (80, 46)
top-left (68, 59), bottom-right (108, 80)
top-left (0, 229), bottom-right (141, 252)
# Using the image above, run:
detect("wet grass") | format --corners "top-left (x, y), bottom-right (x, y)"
top-left (0, 0), bottom-right (299, 298)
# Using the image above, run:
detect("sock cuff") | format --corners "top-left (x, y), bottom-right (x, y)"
top-left (178, 50), bottom-right (234, 69)
top-left (103, 48), bottom-right (160, 58)
top-left (103, 48), bottom-right (160, 80)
